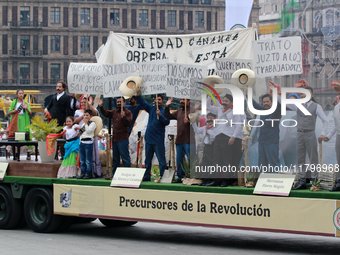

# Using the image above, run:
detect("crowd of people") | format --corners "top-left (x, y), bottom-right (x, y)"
top-left (4, 79), bottom-right (340, 191)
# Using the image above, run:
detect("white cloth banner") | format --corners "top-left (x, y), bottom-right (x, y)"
top-left (98, 28), bottom-right (256, 73)
top-left (225, 0), bottom-right (253, 30)
top-left (214, 58), bottom-right (253, 83)
top-left (139, 60), bottom-right (168, 95)
top-left (252, 36), bottom-right (303, 78)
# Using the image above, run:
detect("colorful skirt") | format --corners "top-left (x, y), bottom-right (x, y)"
top-left (57, 151), bottom-right (80, 178)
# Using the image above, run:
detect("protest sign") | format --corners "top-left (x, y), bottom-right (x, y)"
top-left (139, 60), bottom-right (167, 95)
top-left (252, 36), bottom-right (302, 77)
top-left (67, 63), bottom-right (103, 94)
top-left (166, 63), bottom-right (207, 99)
top-left (102, 62), bottom-right (139, 98)
top-left (215, 58), bottom-right (253, 82)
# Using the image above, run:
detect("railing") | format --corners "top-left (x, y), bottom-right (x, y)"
top-left (1, 79), bottom-right (61, 86)
top-left (9, 50), bottom-right (43, 58)
top-left (9, 21), bottom-right (43, 28)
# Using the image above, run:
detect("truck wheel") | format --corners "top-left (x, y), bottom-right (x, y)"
top-left (24, 187), bottom-right (62, 233)
top-left (0, 186), bottom-right (21, 229)
top-left (57, 216), bottom-right (74, 232)
top-left (99, 218), bottom-right (137, 227)
top-left (74, 217), bottom-right (97, 224)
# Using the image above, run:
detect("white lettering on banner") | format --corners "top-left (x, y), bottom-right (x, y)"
top-left (167, 63), bottom-right (207, 99)
top-left (102, 63), bottom-right (139, 98)
top-left (67, 63), bottom-right (103, 94)
top-left (252, 36), bottom-right (303, 77)
top-left (214, 59), bottom-right (253, 82)
top-left (139, 60), bottom-right (168, 95)
top-left (106, 28), bottom-right (255, 72)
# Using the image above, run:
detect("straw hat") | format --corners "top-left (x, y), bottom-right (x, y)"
top-left (203, 75), bottom-right (224, 94)
top-left (332, 80), bottom-right (340, 93)
top-left (75, 94), bottom-right (90, 102)
top-left (91, 116), bottom-right (103, 137)
top-left (231, 69), bottom-right (256, 89)
top-left (119, 76), bottom-right (142, 98)
top-left (188, 111), bottom-right (200, 124)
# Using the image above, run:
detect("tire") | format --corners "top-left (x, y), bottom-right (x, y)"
top-left (24, 187), bottom-right (62, 233)
top-left (99, 218), bottom-right (137, 228)
top-left (56, 216), bottom-right (74, 232)
top-left (0, 185), bottom-right (22, 229)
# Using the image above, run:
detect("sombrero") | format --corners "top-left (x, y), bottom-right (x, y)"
top-left (91, 116), bottom-right (103, 137)
top-left (203, 75), bottom-right (224, 94)
top-left (188, 111), bottom-right (200, 124)
top-left (75, 94), bottom-right (90, 102)
top-left (331, 80), bottom-right (340, 93)
top-left (119, 76), bottom-right (142, 98)
top-left (231, 69), bottom-right (256, 89)
top-left (294, 79), bottom-right (308, 88)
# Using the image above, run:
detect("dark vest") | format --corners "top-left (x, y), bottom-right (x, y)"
top-left (297, 101), bottom-right (318, 130)
top-left (48, 93), bottom-right (72, 126)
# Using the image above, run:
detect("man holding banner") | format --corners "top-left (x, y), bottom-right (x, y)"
top-left (114, 96), bottom-right (141, 135)
top-left (136, 90), bottom-right (170, 181)
top-left (165, 98), bottom-right (197, 183)
top-left (98, 97), bottom-right (132, 177)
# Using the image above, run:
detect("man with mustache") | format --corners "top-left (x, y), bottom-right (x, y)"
top-left (113, 96), bottom-right (141, 135)
top-left (136, 90), bottom-right (170, 181)
top-left (45, 81), bottom-right (73, 126)
top-left (165, 98), bottom-right (197, 183)
top-left (98, 97), bottom-right (132, 177)
top-left (249, 91), bottom-right (282, 173)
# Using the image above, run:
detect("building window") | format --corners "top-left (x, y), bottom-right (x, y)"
top-left (173, 0), bottom-right (183, 3)
top-left (80, 36), bottom-right (90, 52)
top-left (161, 0), bottom-right (171, 3)
top-left (195, 11), bottom-right (204, 27)
top-left (20, 6), bottom-right (30, 26)
top-left (139, 9), bottom-right (148, 26)
top-left (146, 0), bottom-right (155, 2)
top-left (132, 0), bottom-right (142, 2)
top-left (51, 35), bottom-right (60, 52)
top-left (51, 7), bottom-right (60, 24)
top-left (201, 0), bottom-right (211, 4)
top-left (20, 63), bottom-right (30, 84)
top-left (168, 10), bottom-right (176, 27)
top-left (81, 8), bottom-right (90, 24)
top-left (50, 64), bottom-right (60, 84)
top-left (20, 35), bottom-right (30, 56)
top-left (110, 8), bottom-right (119, 25)
top-left (189, 0), bottom-right (199, 4)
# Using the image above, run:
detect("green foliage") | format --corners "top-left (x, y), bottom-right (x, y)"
top-left (312, 178), bottom-right (322, 186)
top-left (181, 155), bottom-right (201, 178)
top-left (26, 115), bottom-right (63, 141)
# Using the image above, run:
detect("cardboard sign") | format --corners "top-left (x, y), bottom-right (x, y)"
top-left (167, 63), bottom-right (207, 99)
top-left (110, 167), bottom-right (146, 188)
top-left (252, 36), bottom-right (302, 78)
top-left (102, 62), bottom-right (139, 98)
top-left (214, 58), bottom-right (253, 82)
top-left (253, 173), bottom-right (295, 196)
top-left (67, 63), bottom-right (103, 94)
top-left (139, 60), bottom-right (168, 95)
top-left (0, 163), bottom-right (9, 181)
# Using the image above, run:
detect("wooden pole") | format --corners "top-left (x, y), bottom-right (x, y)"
top-left (156, 93), bottom-right (159, 120)
top-left (121, 96), bottom-right (123, 112)
top-left (319, 140), bottom-right (322, 166)
top-left (184, 99), bottom-right (187, 121)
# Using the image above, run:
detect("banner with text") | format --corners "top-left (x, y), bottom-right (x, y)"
top-left (102, 62), bottom-right (139, 98)
top-left (252, 36), bottom-right (302, 78)
top-left (215, 58), bottom-right (253, 82)
top-left (98, 28), bottom-right (256, 73)
top-left (67, 63), bottom-right (103, 94)
top-left (167, 63), bottom-right (207, 99)
top-left (139, 60), bottom-right (168, 95)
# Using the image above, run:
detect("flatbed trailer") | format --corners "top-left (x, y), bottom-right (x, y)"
top-left (1, 161), bottom-right (340, 237)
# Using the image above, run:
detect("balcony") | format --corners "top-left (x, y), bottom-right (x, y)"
top-left (9, 50), bottom-right (43, 58)
top-left (9, 21), bottom-right (43, 29)
top-left (1, 79), bottom-right (60, 86)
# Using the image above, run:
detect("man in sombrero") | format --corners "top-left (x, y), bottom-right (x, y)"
top-left (324, 80), bottom-right (340, 191)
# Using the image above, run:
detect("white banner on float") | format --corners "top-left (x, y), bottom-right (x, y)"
top-left (139, 60), bottom-right (168, 95)
top-left (214, 58), bottom-right (253, 83)
top-left (166, 63), bottom-right (207, 99)
top-left (102, 62), bottom-right (139, 98)
top-left (67, 63), bottom-right (103, 94)
top-left (252, 36), bottom-right (303, 78)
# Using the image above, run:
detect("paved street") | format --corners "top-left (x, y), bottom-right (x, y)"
top-left (1, 220), bottom-right (340, 255)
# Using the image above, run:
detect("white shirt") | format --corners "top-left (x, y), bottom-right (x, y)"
top-left (327, 103), bottom-right (340, 139)
top-left (80, 121), bottom-right (96, 144)
top-left (282, 96), bottom-right (329, 136)
top-left (192, 122), bottom-right (216, 145)
top-left (57, 91), bottom-right (65, 100)
top-left (206, 97), bottom-right (244, 139)
top-left (63, 124), bottom-right (80, 140)
top-left (74, 109), bottom-right (98, 126)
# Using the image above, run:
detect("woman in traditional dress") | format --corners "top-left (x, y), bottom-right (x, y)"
top-left (8, 89), bottom-right (32, 159)
top-left (57, 116), bottom-right (80, 178)
top-left (74, 95), bottom-right (102, 178)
